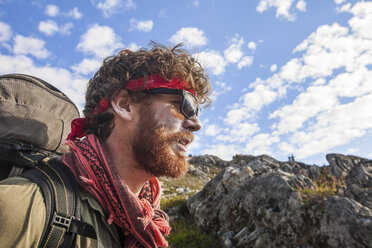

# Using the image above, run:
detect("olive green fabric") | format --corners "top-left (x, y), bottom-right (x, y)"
top-left (0, 176), bottom-right (122, 248)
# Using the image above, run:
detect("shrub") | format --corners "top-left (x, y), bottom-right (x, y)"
top-left (297, 167), bottom-right (345, 206)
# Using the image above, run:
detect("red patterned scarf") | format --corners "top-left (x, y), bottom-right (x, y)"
top-left (62, 134), bottom-right (171, 248)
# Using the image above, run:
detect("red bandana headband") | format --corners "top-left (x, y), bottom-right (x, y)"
top-left (67, 74), bottom-right (194, 140)
top-left (126, 74), bottom-right (195, 95)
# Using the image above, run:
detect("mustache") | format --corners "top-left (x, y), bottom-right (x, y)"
top-left (154, 125), bottom-right (194, 144)
top-left (167, 130), bottom-right (194, 143)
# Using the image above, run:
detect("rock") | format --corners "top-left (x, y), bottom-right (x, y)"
top-left (187, 154), bottom-right (372, 248)
top-left (189, 154), bottom-right (229, 167)
top-left (326, 153), bottom-right (369, 179)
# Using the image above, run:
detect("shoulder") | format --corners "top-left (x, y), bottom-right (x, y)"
top-left (0, 176), bottom-right (45, 213)
top-left (0, 176), bottom-right (45, 247)
top-left (0, 176), bottom-right (122, 248)
top-left (77, 188), bottom-right (122, 248)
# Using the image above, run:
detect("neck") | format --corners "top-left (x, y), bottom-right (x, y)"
top-left (105, 130), bottom-right (152, 196)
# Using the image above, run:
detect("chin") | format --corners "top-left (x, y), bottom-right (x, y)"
top-left (159, 152), bottom-right (189, 178)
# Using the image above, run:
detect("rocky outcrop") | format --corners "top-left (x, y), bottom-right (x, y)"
top-left (187, 154), bottom-right (372, 248)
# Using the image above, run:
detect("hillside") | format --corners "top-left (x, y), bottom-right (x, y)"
top-left (160, 154), bottom-right (372, 248)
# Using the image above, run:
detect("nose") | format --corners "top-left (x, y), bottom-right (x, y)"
top-left (182, 115), bottom-right (202, 132)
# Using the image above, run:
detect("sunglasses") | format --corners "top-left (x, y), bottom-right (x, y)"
top-left (144, 88), bottom-right (200, 119)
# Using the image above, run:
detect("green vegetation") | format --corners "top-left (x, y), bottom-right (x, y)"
top-left (161, 197), bottom-right (221, 248)
top-left (167, 217), bottom-right (220, 248)
top-left (161, 195), bottom-right (188, 211)
top-left (161, 173), bottom-right (211, 191)
top-left (159, 163), bottom-right (222, 248)
top-left (159, 165), bottom-right (222, 199)
top-left (297, 167), bottom-right (345, 206)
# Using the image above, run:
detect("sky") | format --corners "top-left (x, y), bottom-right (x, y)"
top-left (1, 0), bottom-right (371, 165)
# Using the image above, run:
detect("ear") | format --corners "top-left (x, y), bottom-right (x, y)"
top-left (111, 90), bottom-right (134, 120)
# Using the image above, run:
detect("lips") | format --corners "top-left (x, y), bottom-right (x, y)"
top-left (179, 138), bottom-right (191, 147)
top-left (177, 138), bottom-right (191, 152)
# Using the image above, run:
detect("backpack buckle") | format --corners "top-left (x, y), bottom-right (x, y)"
top-left (52, 212), bottom-right (75, 231)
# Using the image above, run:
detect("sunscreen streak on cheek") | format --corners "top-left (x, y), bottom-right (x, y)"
top-left (170, 108), bottom-right (185, 120)
top-left (155, 104), bottom-right (183, 130)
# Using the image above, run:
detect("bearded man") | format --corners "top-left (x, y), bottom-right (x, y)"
top-left (0, 42), bottom-right (211, 248)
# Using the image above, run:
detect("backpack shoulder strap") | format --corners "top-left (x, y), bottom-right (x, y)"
top-left (22, 157), bottom-right (97, 247)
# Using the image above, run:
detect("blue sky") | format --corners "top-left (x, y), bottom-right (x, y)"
top-left (1, 0), bottom-right (371, 165)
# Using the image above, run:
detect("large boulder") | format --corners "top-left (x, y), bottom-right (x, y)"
top-left (187, 154), bottom-right (372, 248)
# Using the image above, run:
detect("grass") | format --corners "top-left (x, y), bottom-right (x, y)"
top-left (159, 162), bottom-right (223, 247)
top-left (297, 167), bottom-right (345, 206)
top-left (159, 165), bottom-right (222, 199)
top-left (161, 196), bottom-right (221, 248)
top-left (161, 195), bottom-right (188, 211)
top-left (167, 217), bottom-right (220, 248)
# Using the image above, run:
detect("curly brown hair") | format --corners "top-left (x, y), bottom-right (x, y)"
top-left (83, 42), bottom-right (211, 139)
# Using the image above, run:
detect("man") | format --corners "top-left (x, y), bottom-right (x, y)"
top-left (0, 42), bottom-right (211, 247)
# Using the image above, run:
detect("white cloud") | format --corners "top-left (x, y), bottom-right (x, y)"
top-left (215, 2), bottom-right (372, 160)
top-left (245, 133), bottom-right (279, 155)
top-left (71, 58), bottom-right (101, 75)
top-left (296, 0), bottom-right (306, 12)
top-left (334, 0), bottom-right (345, 4)
top-left (60, 23), bottom-right (74, 35)
top-left (13, 35), bottom-right (51, 59)
top-left (237, 56), bottom-right (254, 69)
top-left (348, 2), bottom-right (372, 39)
top-left (241, 84), bottom-right (278, 112)
top-left (210, 81), bottom-right (232, 102)
top-left (39, 20), bottom-right (58, 36)
top-left (127, 42), bottom-right (140, 51)
top-left (0, 54), bottom-right (88, 109)
top-left (225, 108), bottom-right (252, 126)
top-left (0, 22), bottom-right (12, 42)
top-left (286, 93), bottom-right (372, 159)
top-left (202, 144), bottom-right (240, 161)
top-left (346, 148), bottom-right (359, 154)
top-left (66, 7), bottom-right (83, 19)
top-left (268, 1), bottom-right (372, 159)
top-left (93, 0), bottom-right (135, 17)
top-left (224, 35), bottom-right (254, 69)
top-left (193, 50), bottom-right (227, 75)
top-left (38, 20), bottom-right (73, 36)
top-left (205, 124), bottom-right (221, 136)
top-left (44, 5), bottom-right (82, 19)
top-left (129, 18), bottom-right (154, 32)
top-left (170, 27), bottom-right (207, 49)
top-left (188, 0), bottom-right (199, 8)
top-left (77, 24), bottom-right (124, 58)
top-left (336, 3), bottom-right (351, 13)
top-left (224, 36), bottom-right (244, 63)
top-left (45, 4), bottom-right (59, 17)
top-left (218, 123), bottom-right (260, 143)
top-left (248, 41), bottom-right (257, 50)
top-left (270, 84), bottom-right (340, 134)
top-left (256, 0), bottom-right (307, 21)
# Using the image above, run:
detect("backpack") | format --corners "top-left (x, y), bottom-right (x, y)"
top-left (0, 74), bottom-right (97, 247)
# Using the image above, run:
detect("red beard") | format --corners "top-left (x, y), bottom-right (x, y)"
top-left (132, 107), bottom-right (193, 178)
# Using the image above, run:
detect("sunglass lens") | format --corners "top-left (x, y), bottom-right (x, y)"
top-left (182, 93), bottom-right (199, 118)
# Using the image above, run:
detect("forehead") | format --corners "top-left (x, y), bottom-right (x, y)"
top-left (152, 93), bottom-right (182, 102)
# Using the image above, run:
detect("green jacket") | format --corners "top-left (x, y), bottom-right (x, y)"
top-left (0, 176), bottom-right (122, 248)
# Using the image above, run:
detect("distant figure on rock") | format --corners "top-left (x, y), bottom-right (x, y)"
top-left (0, 42), bottom-right (211, 248)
